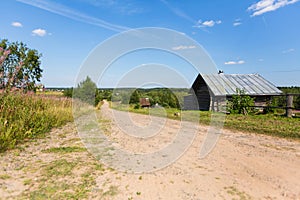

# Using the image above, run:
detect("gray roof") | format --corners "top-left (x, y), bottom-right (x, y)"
top-left (201, 74), bottom-right (282, 96)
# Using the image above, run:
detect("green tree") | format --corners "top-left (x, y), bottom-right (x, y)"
top-left (129, 89), bottom-right (140, 104)
top-left (295, 96), bottom-right (300, 109)
top-left (73, 76), bottom-right (99, 106)
top-left (228, 88), bottom-right (254, 115)
top-left (62, 88), bottom-right (73, 98)
top-left (0, 39), bottom-right (42, 91)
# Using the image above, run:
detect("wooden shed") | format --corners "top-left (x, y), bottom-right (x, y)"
top-left (140, 97), bottom-right (151, 108)
top-left (184, 73), bottom-right (283, 111)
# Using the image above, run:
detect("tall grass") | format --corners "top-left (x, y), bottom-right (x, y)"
top-left (0, 92), bottom-right (73, 152)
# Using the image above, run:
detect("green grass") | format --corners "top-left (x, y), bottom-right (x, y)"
top-left (0, 174), bottom-right (11, 180)
top-left (225, 186), bottom-right (251, 200)
top-left (21, 160), bottom-right (104, 199)
top-left (44, 159), bottom-right (77, 177)
top-left (112, 103), bottom-right (300, 139)
top-left (0, 92), bottom-right (73, 152)
top-left (42, 146), bottom-right (86, 154)
top-left (26, 182), bottom-right (89, 200)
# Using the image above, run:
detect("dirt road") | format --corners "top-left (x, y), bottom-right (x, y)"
top-left (1, 101), bottom-right (299, 199)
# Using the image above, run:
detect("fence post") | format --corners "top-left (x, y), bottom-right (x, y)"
top-left (286, 94), bottom-right (293, 117)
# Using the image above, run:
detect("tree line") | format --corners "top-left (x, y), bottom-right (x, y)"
top-left (64, 76), bottom-right (300, 111)
top-left (63, 76), bottom-right (189, 108)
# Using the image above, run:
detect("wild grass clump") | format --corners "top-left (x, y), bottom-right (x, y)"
top-left (0, 91), bottom-right (73, 152)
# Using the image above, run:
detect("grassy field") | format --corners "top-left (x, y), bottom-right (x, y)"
top-left (112, 103), bottom-right (300, 139)
top-left (0, 91), bottom-right (73, 152)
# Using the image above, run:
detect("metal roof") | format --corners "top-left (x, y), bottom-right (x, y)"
top-left (201, 74), bottom-right (282, 96)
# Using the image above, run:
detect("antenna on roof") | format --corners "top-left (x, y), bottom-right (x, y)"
top-left (218, 70), bottom-right (224, 74)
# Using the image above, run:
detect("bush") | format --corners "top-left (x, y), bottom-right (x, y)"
top-left (134, 103), bottom-right (140, 109)
top-left (62, 88), bottom-right (73, 98)
top-left (227, 88), bottom-right (254, 115)
top-left (263, 100), bottom-right (275, 114)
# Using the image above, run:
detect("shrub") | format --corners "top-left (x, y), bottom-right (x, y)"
top-left (62, 88), bottom-right (73, 98)
top-left (133, 103), bottom-right (140, 109)
top-left (227, 88), bottom-right (254, 115)
top-left (263, 100), bottom-right (275, 114)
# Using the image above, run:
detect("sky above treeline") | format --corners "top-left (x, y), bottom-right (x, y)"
top-left (1, 0), bottom-right (300, 87)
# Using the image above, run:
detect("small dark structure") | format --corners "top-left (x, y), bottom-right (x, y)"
top-left (140, 97), bottom-right (151, 108)
top-left (184, 73), bottom-right (283, 111)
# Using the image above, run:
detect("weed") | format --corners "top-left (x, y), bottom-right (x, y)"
top-left (0, 92), bottom-right (73, 152)
top-left (42, 146), bottom-right (86, 154)
top-left (225, 186), bottom-right (251, 200)
top-left (23, 179), bottom-right (32, 185)
top-left (0, 174), bottom-right (11, 180)
top-left (102, 185), bottom-right (119, 197)
top-left (44, 159), bottom-right (77, 177)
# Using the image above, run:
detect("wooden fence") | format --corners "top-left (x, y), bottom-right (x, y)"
top-left (249, 94), bottom-right (300, 117)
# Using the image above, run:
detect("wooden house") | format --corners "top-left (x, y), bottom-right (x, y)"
top-left (184, 73), bottom-right (282, 111)
top-left (140, 97), bottom-right (151, 108)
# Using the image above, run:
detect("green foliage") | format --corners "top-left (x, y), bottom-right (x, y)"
top-left (97, 89), bottom-right (112, 101)
top-left (133, 103), bottom-right (140, 109)
top-left (129, 90), bottom-right (140, 104)
top-left (263, 99), bottom-right (275, 114)
top-left (44, 159), bottom-right (77, 177)
top-left (111, 88), bottom-right (187, 108)
top-left (62, 87), bottom-right (73, 98)
top-left (277, 87), bottom-right (300, 109)
top-left (296, 96), bottom-right (300, 109)
top-left (73, 76), bottom-right (99, 106)
top-left (228, 88), bottom-right (254, 115)
top-left (0, 39), bottom-right (42, 91)
top-left (0, 92), bottom-right (72, 152)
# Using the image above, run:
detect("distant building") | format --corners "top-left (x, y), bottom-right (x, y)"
top-left (184, 73), bottom-right (282, 111)
top-left (140, 97), bottom-right (151, 108)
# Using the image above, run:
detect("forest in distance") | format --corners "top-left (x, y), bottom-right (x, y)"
top-left (59, 85), bottom-right (300, 110)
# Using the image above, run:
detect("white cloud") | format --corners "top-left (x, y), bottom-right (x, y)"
top-left (224, 60), bottom-right (245, 65)
top-left (248, 0), bottom-right (299, 17)
top-left (258, 58), bottom-right (264, 61)
top-left (233, 19), bottom-right (242, 26)
top-left (194, 19), bottom-right (222, 28)
top-left (282, 48), bottom-right (295, 53)
top-left (172, 45), bottom-right (196, 51)
top-left (202, 20), bottom-right (215, 27)
top-left (224, 61), bottom-right (236, 65)
top-left (32, 28), bottom-right (47, 37)
top-left (233, 22), bottom-right (242, 26)
top-left (11, 22), bottom-right (23, 27)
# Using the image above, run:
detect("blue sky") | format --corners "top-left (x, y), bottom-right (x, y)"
top-left (1, 0), bottom-right (299, 87)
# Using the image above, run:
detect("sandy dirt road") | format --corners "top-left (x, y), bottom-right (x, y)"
top-left (1, 100), bottom-right (299, 199)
